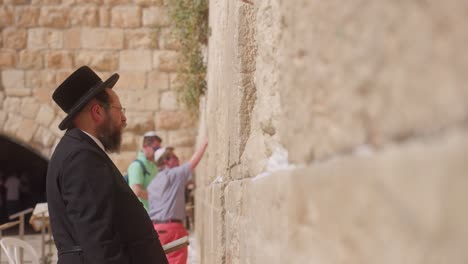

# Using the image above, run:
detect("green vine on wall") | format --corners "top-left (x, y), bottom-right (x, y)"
top-left (167, 0), bottom-right (209, 114)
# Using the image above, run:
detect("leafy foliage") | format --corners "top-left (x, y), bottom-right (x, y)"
top-left (167, 0), bottom-right (209, 114)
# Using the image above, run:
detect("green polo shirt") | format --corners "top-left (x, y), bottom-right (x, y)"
top-left (127, 151), bottom-right (158, 211)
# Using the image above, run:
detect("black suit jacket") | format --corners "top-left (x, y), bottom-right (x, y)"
top-left (47, 128), bottom-right (168, 264)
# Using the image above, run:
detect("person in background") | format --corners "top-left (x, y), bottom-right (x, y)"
top-left (5, 173), bottom-right (21, 217)
top-left (47, 66), bottom-right (167, 264)
top-left (148, 139), bottom-right (208, 264)
top-left (127, 131), bottom-right (162, 211)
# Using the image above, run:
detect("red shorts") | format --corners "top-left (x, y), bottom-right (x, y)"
top-left (154, 222), bottom-right (189, 264)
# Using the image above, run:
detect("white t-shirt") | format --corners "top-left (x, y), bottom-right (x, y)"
top-left (5, 176), bottom-right (20, 201)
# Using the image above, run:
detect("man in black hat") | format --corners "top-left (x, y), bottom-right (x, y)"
top-left (47, 66), bottom-right (168, 264)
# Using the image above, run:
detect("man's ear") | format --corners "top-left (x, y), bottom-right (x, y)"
top-left (89, 103), bottom-right (105, 122)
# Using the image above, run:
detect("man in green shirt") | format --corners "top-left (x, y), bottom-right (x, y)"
top-left (127, 131), bottom-right (162, 211)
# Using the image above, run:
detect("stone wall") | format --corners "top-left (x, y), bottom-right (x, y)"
top-left (196, 0), bottom-right (468, 263)
top-left (0, 0), bottom-right (196, 170)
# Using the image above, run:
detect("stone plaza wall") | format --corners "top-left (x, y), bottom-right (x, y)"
top-left (0, 0), bottom-right (196, 170)
top-left (196, 0), bottom-right (468, 263)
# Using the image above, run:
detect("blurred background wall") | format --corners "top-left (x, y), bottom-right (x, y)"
top-left (0, 0), bottom-right (196, 171)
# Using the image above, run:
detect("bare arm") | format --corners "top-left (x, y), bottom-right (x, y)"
top-left (189, 138), bottom-right (208, 172)
top-left (131, 184), bottom-right (148, 200)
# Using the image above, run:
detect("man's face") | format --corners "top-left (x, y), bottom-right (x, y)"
top-left (144, 140), bottom-right (161, 160)
top-left (165, 154), bottom-right (180, 168)
top-left (97, 89), bottom-right (127, 153)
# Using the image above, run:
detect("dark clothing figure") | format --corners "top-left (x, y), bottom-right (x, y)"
top-left (47, 128), bottom-right (167, 264)
top-left (47, 66), bottom-right (167, 264)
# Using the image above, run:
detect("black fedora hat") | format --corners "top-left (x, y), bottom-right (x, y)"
top-left (52, 66), bottom-right (120, 130)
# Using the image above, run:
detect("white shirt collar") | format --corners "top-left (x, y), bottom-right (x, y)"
top-left (81, 130), bottom-right (106, 153)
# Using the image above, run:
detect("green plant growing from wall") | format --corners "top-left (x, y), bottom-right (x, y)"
top-left (167, 0), bottom-right (209, 114)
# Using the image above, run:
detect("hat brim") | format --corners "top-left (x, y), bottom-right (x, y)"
top-left (58, 73), bottom-right (119, 130)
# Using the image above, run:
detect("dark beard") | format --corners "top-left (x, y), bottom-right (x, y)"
top-left (97, 115), bottom-right (122, 153)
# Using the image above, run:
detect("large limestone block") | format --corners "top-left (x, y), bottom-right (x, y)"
top-left (152, 50), bottom-right (178, 72)
top-left (111, 6), bottom-right (141, 28)
top-left (116, 71), bottom-right (146, 90)
top-left (3, 114), bottom-right (22, 136)
top-left (21, 97), bottom-right (40, 119)
top-left (38, 7), bottom-right (70, 28)
top-left (123, 111), bottom-right (154, 134)
top-left (36, 104), bottom-right (55, 126)
top-left (81, 28), bottom-right (123, 50)
top-left (0, 6), bottom-right (13, 26)
top-left (147, 71), bottom-right (169, 91)
top-left (124, 29), bottom-right (155, 49)
top-left (279, 0), bottom-right (468, 164)
top-left (27, 28), bottom-right (63, 49)
top-left (15, 6), bottom-right (40, 27)
top-left (3, 28), bottom-right (27, 49)
top-left (18, 50), bottom-right (43, 70)
top-left (142, 7), bottom-right (169, 27)
top-left (63, 28), bottom-right (81, 49)
top-left (109, 151), bottom-right (137, 173)
top-left (69, 6), bottom-right (99, 26)
top-left (33, 125), bottom-right (56, 147)
top-left (1, 70), bottom-right (24, 89)
top-left (46, 51), bottom-right (74, 69)
top-left (0, 51), bottom-right (16, 68)
top-left (154, 110), bottom-right (194, 130)
top-left (285, 131), bottom-right (468, 264)
top-left (119, 50), bottom-right (152, 71)
top-left (75, 51), bottom-right (118, 72)
top-left (167, 128), bottom-right (196, 147)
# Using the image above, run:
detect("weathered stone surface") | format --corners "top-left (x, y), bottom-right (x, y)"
top-left (28, 28), bottom-right (63, 49)
top-left (0, 51), bottom-right (16, 69)
top-left (134, 0), bottom-right (162, 7)
top-left (15, 7), bottom-right (40, 27)
top-left (16, 118), bottom-right (38, 143)
top-left (111, 6), bottom-right (141, 28)
top-left (119, 50), bottom-right (152, 71)
top-left (120, 131), bottom-right (138, 151)
top-left (81, 28), bottom-right (123, 50)
top-left (3, 97), bottom-right (21, 114)
top-left (99, 7), bottom-right (110, 27)
top-left (78, 0), bottom-right (102, 4)
top-left (63, 28), bottom-right (81, 49)
top-left (75, 51), bottom-right (119, 72)
top-left (279, 0), bottom-right (468, 164)
top-left (46, 51), bottom-right (74, 69)
top-left (31, 0), bottom-right (60, 4)
top-left (4, 0), bottom-right (28, 4)
top-left (0, 92), bottom-right (4, 108)
top-left (0, 6), bottom-right (14, 26)
top-left (38, 7), bottom-right (70, 28)
top-left (155, 110), bottom-right (193, 130)
top-left (118, 88), bottom-right (159, 112)
top-left (0, 111), bottom-right (6, 131)
top-left (103, 0), bottom-right (130, 5)
top-left (109, 151), bottom-right (136, 173)
top-left (142, 7), bottom-right (169, 27)
top-left (3, 113), bottom-right (22, 136)
top-left (1, 70), bottom-right (24, 89)
top-left (160, 91), bottom-right (178, 110)
top-left (158, 27), bottom-right (180, 50)
top-left (3, 28), bottom-right (27, 49)
top-left (167, 128), bottom-right (196, 147)
top-left (153, 50), bottom-right (179, 72)
top-left (122, 111), bottom-right (154, 134)
top-left (70, 6), bottom-right (99, 26)
top-left (147, 71), bottom-right (169, 91)
top-left (36, 104), bottom-right (55, 126)
top-left (33, 125), bottom-right (56, 148)
top-left (124, 29), bottom-right (156, 49)
top-left (21, 97), bottom-right (40, 119)
top-left (18, 50), bottom-right (43, 70)
top-left (116, 71), bottom-right (146, 90)
top-left (26, 70), bottom-right (56, 90)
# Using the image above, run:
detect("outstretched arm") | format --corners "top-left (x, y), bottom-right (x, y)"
top-left (189, 138), bottom-right (208, 172)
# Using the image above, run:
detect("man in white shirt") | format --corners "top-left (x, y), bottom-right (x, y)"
top-left (5, 173), bottom-right (21, 216)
